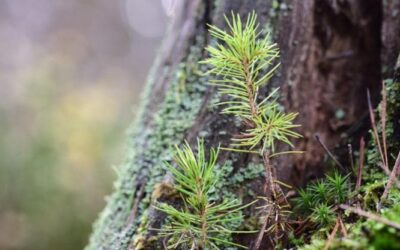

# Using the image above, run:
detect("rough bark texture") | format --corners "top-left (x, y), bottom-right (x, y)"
top-left (281, 0), bottom-right (383, 183)
top-left (86, 0), bottom-right (400, 249)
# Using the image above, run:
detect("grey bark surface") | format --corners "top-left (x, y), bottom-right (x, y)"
top-left (86, 0), bottom-right (400, 249)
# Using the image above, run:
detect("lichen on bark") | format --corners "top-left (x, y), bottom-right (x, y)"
top-left (86, 0), bottom-right (399, 249)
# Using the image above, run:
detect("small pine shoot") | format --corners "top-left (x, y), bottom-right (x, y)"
top-left (232, 105), bottom-right (301, 152)
top-left (203, 12), bottom-right (302, 247)
top-left (155, 139), bottom-right (255, 249)
top-left (202, 11), bottom-right (301, 153)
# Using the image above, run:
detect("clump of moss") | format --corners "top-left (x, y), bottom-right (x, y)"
top-left (292, 79), bottom-right (400, 250)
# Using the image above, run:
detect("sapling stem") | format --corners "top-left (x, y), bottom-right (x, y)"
top-left (203, 12), bottom-right (302, 248)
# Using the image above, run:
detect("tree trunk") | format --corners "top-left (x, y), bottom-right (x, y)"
top-left (86, 1), bottom-right (400, 249)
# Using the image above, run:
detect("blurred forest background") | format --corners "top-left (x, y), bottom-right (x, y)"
top-left (0, 1), bottom-right (173, 249)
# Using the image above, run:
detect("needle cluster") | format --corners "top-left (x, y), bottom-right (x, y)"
top-left (202, 12), bottom-right (301, 153)
top-left (202, 11), bottom-right (303, 248)
top-left (156, 140), bottom-right (254, 249)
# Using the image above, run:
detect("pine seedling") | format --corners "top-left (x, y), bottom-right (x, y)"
top-left (203, 12), bottom-right (301, 196)
top-left (202, 12), bottom-right (301, 154)
top-left (203, 11), bottom-right (301, 246)
top-left (155, 139), bottom-right (255, 249)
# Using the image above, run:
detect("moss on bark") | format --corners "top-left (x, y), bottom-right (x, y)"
top-left (86, 1), bottom-right (398, 249)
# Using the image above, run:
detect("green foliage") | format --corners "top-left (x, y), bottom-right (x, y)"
top-left (369, 204), bottom-right (400, 249)
top-left (232, 105), bottom-right (301, 152)
top-left (326, 172), bottom-right (350, 204)
top-left (203, 11), bottom-right (279, 119)
top-left (295, 172), bottom-right (351, 213)
top-left (87, 35), bottom-right (213, 250)
top-left (155, 140), bottom-right (254, 249)
top-left (294, 172), bottom-right (351, 229)
top-left (165, 139), bottom-right (218, 207)
top-left (203, 12), bottom-right (301, 153)
top-left (364, 79), bottom-right (400, 187)
top-left (309, 181), bottom-right (329, 204)
top-left (300, 203), bottom-right (400, 250)
top-left (203, 12), bottom-right (302, 247)
top-left (295, 188), bottom-right (314, 212)
top-left (296, 79), bottom-right (400, 249)
top-left (310, 204), bottom-right (336, 228)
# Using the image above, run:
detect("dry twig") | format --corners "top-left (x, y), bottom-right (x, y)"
top-left (367, 89), bottom-right (388, 172)
top-left (339, 204), bottom-right (400, 230)
top-left (253, 206), bottom-right (273, 250)
top-left (380, 82), bottom-right (389, 169)
top-left (338, 217), bottom-right (348, 237)
top-left (356, 137), bottom-right (365, 190)
top-left (323, 219), bottom-right (340, 250)
top-left (381, 151), bottom-right (400, 202)
top-left (348, 144), bottom-right (355, 172)
top-left (378, 163), bottom-right (400, 189)
top-left (315, 134), bottom-right (344, 170)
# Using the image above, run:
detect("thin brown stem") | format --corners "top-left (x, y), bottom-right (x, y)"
top-left (339, 204), bottom-right (400, 230)
top-left (200, 205), bottom-right (208, 248)
top-left (241, 49), bottom-right (289, 250)
top-left (323, 218), bottom-right (339, 250)
top-left (338, 217), bottom-right (348, 237)
top-left (381, 81), bottom-right (388, 169)
top-left (378, 163), bottom-right (400, 189)
top-left (367, 89), bottom-right (388, 172)
top-left (242, 59), bottom-right (275, 248)
top-left (348, 144), bottom-right (355, 172)
top-left (242, 59), bottom-right (258, 118)
top-left (262, 152), bottom-right (275, 198)
top-left (356, 137), bottom-right (365, 190)
top-left (294, 218), bottom-right (311, 237)
top-left (315, 134), bottom-right (344, 170)
top-left (253, 205), bottom-right (273, 250)
top-left (381, 151), bottom-right (400, 202)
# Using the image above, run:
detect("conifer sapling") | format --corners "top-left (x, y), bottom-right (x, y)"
top-left (203, 11), bottom-right (302, 246)
top-left (155, 139), bottom-right (256, 249)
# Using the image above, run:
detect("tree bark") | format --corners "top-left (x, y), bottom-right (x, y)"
top-left (86, 1), bottom-right (400, 249)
